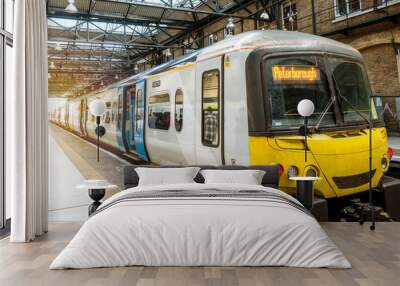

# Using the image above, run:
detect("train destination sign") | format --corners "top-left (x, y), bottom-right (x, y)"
top-left (272, 65), bottom-right (320, 82)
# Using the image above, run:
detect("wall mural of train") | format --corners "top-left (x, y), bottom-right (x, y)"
top-left (49, 30), bottom-right (392, 205)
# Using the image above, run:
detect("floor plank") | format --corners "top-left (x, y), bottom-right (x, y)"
top-left (0, 222), bottom-right (399, 286)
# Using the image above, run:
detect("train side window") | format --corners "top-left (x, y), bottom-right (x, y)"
top-left (201, 70), bottom-right (220, 147)
top-left (148, 93), bottom-right (171, 130)
top-left (175, 89), bottom-right (184, 132)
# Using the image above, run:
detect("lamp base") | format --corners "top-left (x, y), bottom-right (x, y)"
top-left (95, 125), bottom-right (106, 137)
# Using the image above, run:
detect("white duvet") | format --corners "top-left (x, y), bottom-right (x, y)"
top-left (50, 183), bottom-right (351, 269)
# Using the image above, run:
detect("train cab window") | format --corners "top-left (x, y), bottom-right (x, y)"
top-left (330, 59), bottom-right (378, 123)
top-left (148, 93), bottom-right (171, 130)
top-left (175, 89), bottom-right (184, 132)
top-left (265, 56), bottom-right (334, 128)
top-left (202, 70), bottom-right (220, 147)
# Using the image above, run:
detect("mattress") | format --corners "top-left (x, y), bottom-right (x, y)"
top-left (50, 183), bottom-right (351, 269)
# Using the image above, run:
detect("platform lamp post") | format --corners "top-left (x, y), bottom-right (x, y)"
top-left (297, 99), bottom-right (315, 163)
top-left (89, 99), bottom-right (106, 162)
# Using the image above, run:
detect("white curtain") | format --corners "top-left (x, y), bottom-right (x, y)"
top-left (8, 0), bottom-right (48, 242)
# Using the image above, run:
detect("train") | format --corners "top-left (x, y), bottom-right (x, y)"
top-left (50, 30), bottom-right (391, 202)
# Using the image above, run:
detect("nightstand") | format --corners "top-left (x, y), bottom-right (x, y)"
top-left (76, 180), bottom-right (118, 216)
top-left (289, 176), bottom-right (319, 210)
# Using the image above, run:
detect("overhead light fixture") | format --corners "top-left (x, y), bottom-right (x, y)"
top-left (49, 61), bottom-right (56, 69)
top-left (55, 42), bottom-right (62, 51)
top-left (100, 81), bottom-right (104, 86)
top-left (260, 10), bottom-right (270, 21)
top-left (134, 64), bottom-right (139, 73)
top-left (225, 17), bottom-right (235, 37)
top-left (65, 0), bottom-right (78, 13)
top-left (165, 49), bottom-right (172, 58)
top-left (115, 74), bottom-right (119, 80)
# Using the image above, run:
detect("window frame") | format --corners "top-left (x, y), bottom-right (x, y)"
top-left (281, 1), bottom-right (297, 31)
top-left (1, 0), bottom-right (14, 232)
top-left (174, 88), bottom-right (184, 132)
top-left (201, 69), bottom-right (220, 148)
top-left (334, 0), bottom-right (362, 18)
top-left (147, 92), bottom-right (171, 131)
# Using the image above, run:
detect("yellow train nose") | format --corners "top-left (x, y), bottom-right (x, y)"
top-left (306, 128), bottom-right (387, 197)
top-left (249, 127), bottom-right (388, 199)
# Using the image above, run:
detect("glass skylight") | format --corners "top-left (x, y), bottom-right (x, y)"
top-left (107, 0), bottom-right (202, 8)
top-left (48, 18), bottom-right (152, 36)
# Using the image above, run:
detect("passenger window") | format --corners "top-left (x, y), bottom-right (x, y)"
top-left (148, 93), bottom-right (171, 130)
top-left (175, 89), bottom-right (183, 132)
top-left (202, 70), bottom-right (220, 147)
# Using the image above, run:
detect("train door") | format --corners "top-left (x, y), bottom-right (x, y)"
top-left (79, 99), bottom-right (85, 135)
top-left (134, 79), bottom-right (149, 161)
top-left (116, 86), bottom-right (129, 152)
top-left (83, 98), bottom-right (88, 136)
top-left (195, 56), bottom-right (224, 165)
top-left (125, 84), bottom-right (136, 152)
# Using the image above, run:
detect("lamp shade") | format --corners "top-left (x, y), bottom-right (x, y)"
top-left (66, 0), bottom-right (78, 13)
top-left (89, 99), bottom-right (106, 117)
top-left (297, 99), bottom-right (315, 117)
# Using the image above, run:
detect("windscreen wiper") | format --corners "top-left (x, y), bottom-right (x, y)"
top-left (313, 97), bottom-right (335, 132)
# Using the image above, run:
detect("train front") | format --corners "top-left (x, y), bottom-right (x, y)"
top-left (246, 50), bottom-right (390, 200)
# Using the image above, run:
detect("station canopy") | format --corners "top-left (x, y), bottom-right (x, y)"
top-left (47, 0), bottom-right (254, 98)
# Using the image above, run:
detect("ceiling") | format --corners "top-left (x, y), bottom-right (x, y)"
top-left (47, 0), bottom-right (259, 98)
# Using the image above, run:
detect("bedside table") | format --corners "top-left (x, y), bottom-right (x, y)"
top-left (289, 176), bottom-right (319, 210)
top-left (76, 180), bottom-right (118, 216)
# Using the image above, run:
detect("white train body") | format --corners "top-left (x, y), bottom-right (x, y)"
top-left (49, 30), bottom-right (390, 200)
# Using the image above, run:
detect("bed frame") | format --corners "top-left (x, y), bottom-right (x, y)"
top-left (123, 165), bottom-right (280, 190)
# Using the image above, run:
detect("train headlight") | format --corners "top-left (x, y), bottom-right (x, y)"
top-left (305, 166), bottom-right (318, 177)
top-left (381, 157), bottom-right (389, 170)
top-left (287, 166), bottom-right (299, 178)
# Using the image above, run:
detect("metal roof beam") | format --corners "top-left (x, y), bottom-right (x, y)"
top-left (49, 69), bottom-right (129, 75)
top-left (47, 38), bottom-right (184, 49)
top-left (47, 9), bottom-right (194, 28)
top-left (129, 0), bottom-right (253, 63)
top-left (96, 0), bottom-right (253, 19)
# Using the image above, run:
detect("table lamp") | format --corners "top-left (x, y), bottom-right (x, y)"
top-left (297, 99), bottom-right (315, 163)
top-left (89, 99), bottom-right (106, 162)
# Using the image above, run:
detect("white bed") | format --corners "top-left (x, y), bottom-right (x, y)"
top-left (50, 183), bottom-right (351, 269)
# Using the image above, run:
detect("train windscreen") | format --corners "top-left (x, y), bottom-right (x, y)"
top-left (330, 58), bottom-right (378, 123)
top-left (265, 55), bottom-right (335, 128)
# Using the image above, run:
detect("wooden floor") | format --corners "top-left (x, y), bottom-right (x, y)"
top-left (0, 222), bottom-right (399, 286)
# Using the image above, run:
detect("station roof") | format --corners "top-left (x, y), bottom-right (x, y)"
top-left (47, 0), bottom-right (256, 98)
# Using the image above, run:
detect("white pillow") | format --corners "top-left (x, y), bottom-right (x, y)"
top-left (200, 169), bottom-right (266, 185)
top-left (135, 167), bottom-right (200, 186)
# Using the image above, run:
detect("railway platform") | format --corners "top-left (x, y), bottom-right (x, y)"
top-left (48, 124), bottom-right (130, 221)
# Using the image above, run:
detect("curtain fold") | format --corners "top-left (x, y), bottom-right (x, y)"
top-left (9, 0), bottom-right (48, 242)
